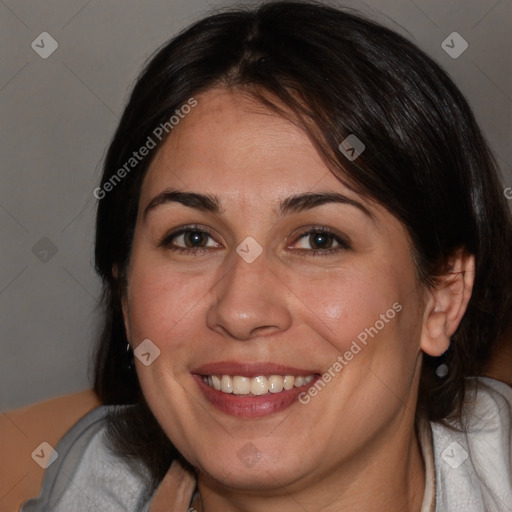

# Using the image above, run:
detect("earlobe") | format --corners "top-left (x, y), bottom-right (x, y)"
top-left (423, 310), bottom-right (449, 356)
top-left (420, 251), bottom-right (475, 357)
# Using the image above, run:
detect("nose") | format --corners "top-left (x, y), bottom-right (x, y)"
top-left (206, 251), bottom-right (292, 341)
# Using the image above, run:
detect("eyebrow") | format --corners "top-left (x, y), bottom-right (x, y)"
top-left (279, 191), bottom-right (372, 218)
top-left (143, 189), bottom-right (373, 220)
top-left (143, 190), bottom-right (223, 219)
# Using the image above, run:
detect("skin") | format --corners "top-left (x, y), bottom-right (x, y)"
top-left (121, 87), bottom-right (475, 512)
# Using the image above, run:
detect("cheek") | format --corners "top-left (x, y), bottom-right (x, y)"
top-left (125, 259), bottom-right (205, 346)
top-left (286, 263), bottom-right (407, 355)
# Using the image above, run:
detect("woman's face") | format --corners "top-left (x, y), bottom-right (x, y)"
top-left (122, 87), bottom-right (426, 492)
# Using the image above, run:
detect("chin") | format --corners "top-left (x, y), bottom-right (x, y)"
top-left (193, 442), bottom-right (311, 491)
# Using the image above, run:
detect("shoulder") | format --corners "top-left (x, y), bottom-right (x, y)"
top-left (431, 377), bottom-right (512, 512)
top-left (0, 390), bottom-right (100, 511)
top-left (19, 402), bottom-right (153, 512)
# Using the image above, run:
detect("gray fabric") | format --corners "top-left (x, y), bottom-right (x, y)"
top-left (20, 377), bottom-right (512, 511)
top-left (432, 377), bottom-right (512, 512)
top-left (20, 405), bottom-right (154, 512)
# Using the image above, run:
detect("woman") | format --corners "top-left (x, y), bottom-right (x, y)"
top-left (21, 1), bottom-right (512, 511)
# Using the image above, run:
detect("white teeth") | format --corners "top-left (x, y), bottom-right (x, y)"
top-left (283, 375), bottom-right (295, 390)
top-left (294, 376), bottom-right (305, 387)
top-left (251, 376), bottom-right (268, 395)
top-left (268, 375), bottom-right (284, 393)
top-left (203, 374), bottom-right (315, 395)
top-left (211, 375), bottom-right (221, 390)
top-left (221, 375), bottom-right (233, 393)
top-left (233, 376), bottom-right (250, 395)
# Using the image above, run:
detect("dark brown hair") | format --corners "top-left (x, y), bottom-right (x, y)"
top-left (93, 0), bottom-right (512, 491)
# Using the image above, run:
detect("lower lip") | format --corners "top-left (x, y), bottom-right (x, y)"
top-left (193, 375), bottom-right (319, 418)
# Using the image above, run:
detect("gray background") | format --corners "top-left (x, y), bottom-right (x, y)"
top-left (1, 0), bottom-right (511, 410)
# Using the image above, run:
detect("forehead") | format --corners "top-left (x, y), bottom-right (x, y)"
top-left (141, 87), bottom-right (353, 204)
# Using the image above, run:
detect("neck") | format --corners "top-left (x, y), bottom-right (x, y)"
top-left (194, 409), bottom-right (426, 512)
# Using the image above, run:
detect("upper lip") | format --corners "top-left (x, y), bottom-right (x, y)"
top-left (192, 361), bottom-right (320, 377)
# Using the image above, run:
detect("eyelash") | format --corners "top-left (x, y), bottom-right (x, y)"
top-left (159, 224), bottom-right (350, 257)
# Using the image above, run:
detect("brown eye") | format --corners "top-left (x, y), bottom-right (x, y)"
top-left (308, 232), bottom-right (335, 250)
top-left (160, 226), bottom-right (221, 254)
top-left (291, 227), bottom-right (350, 256)
top-left (181, 230), bottom-right (209, 248)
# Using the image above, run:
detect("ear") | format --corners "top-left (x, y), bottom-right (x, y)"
top-left (113, 264), bottom-right (131, 342)
top-left (420, 250), bottom-right (475, 357)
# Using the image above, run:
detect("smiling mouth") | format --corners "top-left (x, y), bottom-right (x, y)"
top-left (201, 374), bottom-right (316, 395)
top-left (193, 362), bottom-right (321, 417)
